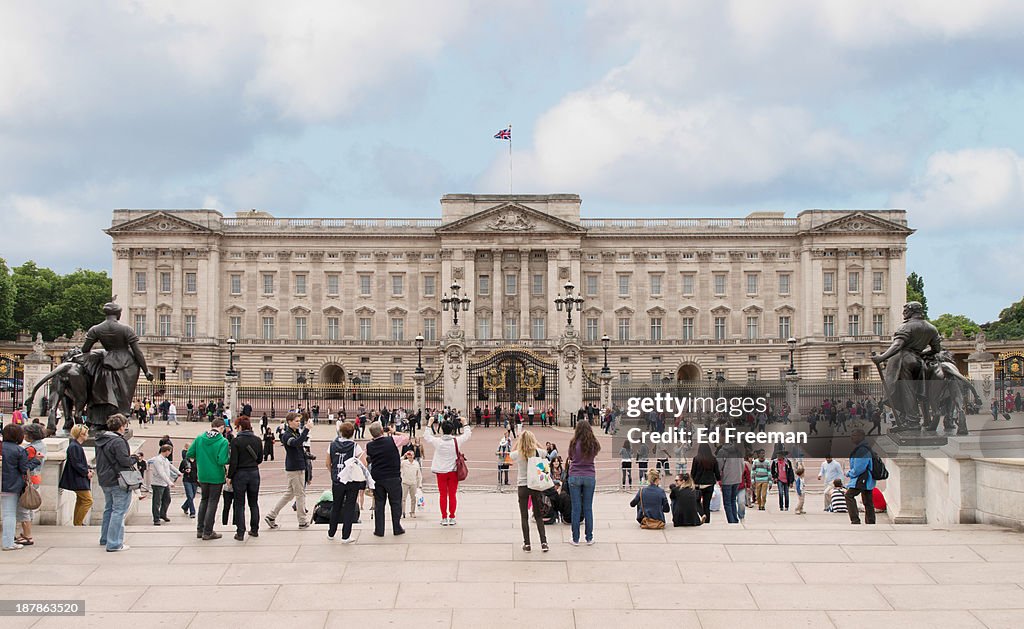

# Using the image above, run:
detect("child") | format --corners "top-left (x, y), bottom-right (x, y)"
top-left (828, 478), bottom-right (847, 513)
top-left (793, 466), bottom-right (805, 514)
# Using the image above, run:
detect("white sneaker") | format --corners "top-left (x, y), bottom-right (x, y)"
top-left (448, 518), bottom-right (456, 526)
top-left (2, 544), bottom-right (23, 551)
top-left (107, 544), bottom-right (131, 552)
top-left (440, 518), bottom-right (449, 526)
top-left (586, 539), bottom-right (595, 545)
top-left (569, 540), bottom-right (579, 546)
top-left (340, 537), bottom-right (356, 544)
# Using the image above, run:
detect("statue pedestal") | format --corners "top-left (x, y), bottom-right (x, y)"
top-left (412, 371), bottom-right (426, 417)
top-left (889, 432), bottom-right (948, 448)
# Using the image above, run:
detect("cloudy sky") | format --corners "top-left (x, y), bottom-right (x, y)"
top-left (3, 1), bottom-right (1023, 323)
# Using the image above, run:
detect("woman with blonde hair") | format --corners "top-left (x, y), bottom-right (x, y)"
top-left (510, 430), bottom-right (549, 552)
top-left (60, 424), bottom-right (94, 526)
top-left (629, 468), bottom-right (670, 527)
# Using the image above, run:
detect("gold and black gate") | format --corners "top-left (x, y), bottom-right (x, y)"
top-left (996, 352), bottom-right (1024, 413)
top-left (0, 353), bottom-right (23, 415)
top-left (468, 348), bottom-right (557, 409)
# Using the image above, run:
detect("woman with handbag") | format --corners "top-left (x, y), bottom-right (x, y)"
top-left (1, 424), bottom-right (30, 550)
top-left (59, 424), bottom-right (94, 526)
top-left (94, 414), bottom-right (138, 552)
top-left (509, 430), bottom-right (550, 552)
top-left (15, 422), bottom-right (47, 546)
top-left (629, 469), bottom-right (670, 528)
top-left (423, 415), bottom-right (472, 526)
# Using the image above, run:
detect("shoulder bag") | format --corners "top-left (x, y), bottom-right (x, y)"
top-left (527, 451), bottom-right (555, 492)
top-left (639, 489), bottom-right (665, 530)
top-left (453, 439), bottom-right (469, 482)
top-left (104, 437), bottom-right (143, 492)
top-left (19, 478), bottom-right (42, 510)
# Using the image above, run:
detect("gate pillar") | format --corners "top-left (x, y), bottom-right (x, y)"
top-left (968, 334), bottom-right (995, 413)
top-left (23, 334), bottom-right (51, 420)
top-left (557, 327), bottom-right (583, 426)
top-left (441, 328), bottom-right (467, 415)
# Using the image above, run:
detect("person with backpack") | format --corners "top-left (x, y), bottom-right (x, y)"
top-left (327, 421), bottom-right (368, 542)
top-left (844, 429), bottom-right (877, 524)
top-left (509, 430), bottom-right (549, 552)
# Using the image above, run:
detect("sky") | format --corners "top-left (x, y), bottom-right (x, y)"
top-left (2, 0), bottom-right (1023, 323)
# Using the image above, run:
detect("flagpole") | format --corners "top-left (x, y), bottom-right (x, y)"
top-left (508, 122), bottom-right (513, 195)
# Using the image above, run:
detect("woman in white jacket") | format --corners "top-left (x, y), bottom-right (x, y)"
top-left (422, 416), bottom-right (472, 526)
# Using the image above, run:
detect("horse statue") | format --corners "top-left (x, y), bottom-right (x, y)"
top-left (25, 348), bottom-right (105, 436)
top-left (927, 350), bottom-right (981, 436)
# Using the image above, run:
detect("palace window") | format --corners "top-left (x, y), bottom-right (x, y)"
top-left (504, 316), bottom-right (519, 340)
top-left (778, 273), bottom-right (791, 295)
top-left (617, 274), bottom-right (630, 297)
top-left (681, 274), bottom-right (694, 296)
top-left (823, 314), bottom-right (835, 337)
top-left (778, 316), bottom-right (791, 339)
top-left (295, 274), bottom-right (307, 295)
top-left (848, 313), bottom-right (860, 336)
top-left (358, 317), bottom-right (372, 341)
top-left (585, 275), bottom-right (598, 296)
top-left (185, 272), bottom-right (197, 294)
top-left (650, 317), bottom-right (663, 341)
top-left (134, 314), bottom-right (146, 336)
top-left (532, 274), bottom-right (544, 295)
top-left (682, 317), bottom-right (694, 340)
top-left (617, 317), bottom-right (631, 341)
top-left (873, 313), bottom-right (885, 336)
top-left (158, 314), bottom-right (171, 337)
top-left (477, 318), bottom-right (491, 340)
top-left (184, 314), bottom-right (196, 339)
top-left (262, 273), bottom-right (274, 295)
top-left (391, 318), bottom-right (404, 341)
top-left (585, 317), bottom-right (598, 341)
top-left (505, 274), bottom-right (518, 296)
top-left (230, 274), bottom-right (242, 295)
top-left (746, 316), bottom-right (759, 340)
top-left (873, 271), bottom-right (885, 292)
top-left (359, 274), bottom-right (372, 296)
top-left (714, 316), bottom-right (726, 340)
top-left (713, 274), bottom-right (726, 296)
top-left (327, 317), bottom-right (340, 340)
top-left (848, 271), bottom-right (860, 293)
top-left (423, 317), bottom-right (436, 341)
top-left (262, 316), bottom-right (275, 340)
top-left (650, 274), bottom-right (662, 296)
top-left (391, 274), bottom-right (404, 297)
top-left (160, 272), bottom-right (171, 293)
top-left (478, 275), bottom-right (490, 296)
top-left (746, 273), bottom-right (759, 295)
top-left (423, 275), bottom-right (436, 297)
top-left (295, 317), bottom-right (308, 340)
top-left (135, 272), bottom-right (146, 293)
top-left (327, 274), bottom-right (339, 296)
top-left (823, 272), bottom-right (834, 293)
top-left (531, 317), bottom-right (545, 339)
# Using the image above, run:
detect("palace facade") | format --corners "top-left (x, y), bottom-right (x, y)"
top-left (105, 194), bottom-right (912, 389)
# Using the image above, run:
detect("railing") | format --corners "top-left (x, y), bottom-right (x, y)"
top-left (221, 217), bottom-right (443, 230)
top-left (580, 335), bottom-right (887, 347)
top-left (581, 217), bottom-right (800, 231)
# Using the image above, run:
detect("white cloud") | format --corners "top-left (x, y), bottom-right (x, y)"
top-left (890, 148), bottom-right (1024, 231)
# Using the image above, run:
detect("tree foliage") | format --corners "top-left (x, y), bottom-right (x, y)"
top-left (906, 272), bottom-right (927, 318)
top-left (983, 296), bottom-right (1024, 340)
top-left (0, 262), bottom-right (112, 341)
top-left (931, 313), bottom-right (980, 339)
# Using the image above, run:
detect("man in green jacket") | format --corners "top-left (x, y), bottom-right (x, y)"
top-left (186, 418), bottom-right (230, 540)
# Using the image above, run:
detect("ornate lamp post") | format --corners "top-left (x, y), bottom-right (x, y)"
top-left (441, 281), bottom-right (471, 326)
top-left (415, 334), bottom-right (425, 374)
top-left (601, 334), bottom-right (611, 375)
top-left (786, 337), bottom-right (797, 375)
top-left (554, 281), bottom-right (585, 327)
top-left (226, 337), bottom-right (237, 376)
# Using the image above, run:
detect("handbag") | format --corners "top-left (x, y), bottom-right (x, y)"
top-left (19, 480), bottom-right (42, 510)
top-left (118, 469), bottom-right (144, 492)
top-left (527, 454), bottom-right (555, 491)
top-left (454, 439), bottom-right (468, 482)
top-left (639, 489), bottom-right (665, 530)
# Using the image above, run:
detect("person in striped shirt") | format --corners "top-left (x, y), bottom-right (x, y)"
top-left (828, 479), bottom-right (847, 513)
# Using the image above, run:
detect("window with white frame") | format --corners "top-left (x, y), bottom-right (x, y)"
top-left (873, 313), bottom-right (885, 336)
top-left (262, 273), bottom-right (274, 295)
top-left (505, 273), bottom-right (518, 296)
top-left (617, 317), bottom-right (631, 341)
top-left (848, 313), bottom-right (860, 336)
top-left (229, 316), bottom-right (242, 339)
top-left (185, 272), bottom-right (197, 294)
top-left (746, 273), bottom-right (758, 295)
top-left (778, 315), bottom-right (791, 339)
top-left (650, 317), bottom-right (663, 341)
top-left (423, 317), bottom-right (436, 341)
top-left (682, 274), bottom-right (694, 296)
top-left (714, 316), bottom-right (726, 340)
top-left (532, 274), bottom-right (544, 295)
top-left (778, 273), bottom-right (791, 295)
top-left (359, 274), bottom-right (372, 295)
top-left (423, 275), bottom-right (436, 297)
top-left (713, 274), bottom-right (726, 295)
top-left (358, 317), bottom-right (372, 341)
top-left (295, 274), bottom-right (307, 295)
top-left (391, 275), bottom-right (404, 297)
top-left (478, 275), bottom-right (490, 295)
top-left (327, 274), bottom-right (340, 296)
top-left (619, 371), bottom-right (631, 385)
top-left (504, 316), bottom-right (519, 340)
top-left (477, 318), bottom-right (491, 340)
top-left (872, 271), bottom-right (884, 292)
top-left (184, 314), bottom-right (196, 338)
top-left (392, 371), bottom-right (403, 385)
top-left (135, 272), bottom-right (146, 292)
top-left (747, 316), bottom-right (759, 339)
top-left (158, 314), bottom-right (171, 337)
top-left (823, 271), bottom-right (834, 293)
top-left (327, 317), bottom-right (340, 340)
top-left (160, 272), bottom-right (171, 293)
top-left (134, 314), bottom-right (146, 336)
top-left (531, 316), bottom-right (545, 339)
top-left (295, 316), bottom-right (308, 340)
top-left (650, 274), bottom-right (662, 296)
top-left (585, 317), bottom-right (598, 341)
top-left (262, 316), bottom-right (275, 340)
top-left (263, 370), bottom-right (274, 384)
top-left (848, 271), bottom-right (860, 293)
top-left (682, 317), bottom-right (694, 340)
top-left (391, 317), bottom-right (404, 341)
top-left (585, 275), bottom-right (598, 296)
top-left (230, 274), bottom-right (242, 295)
top-left (747, 369), bottom-right (758, 382)
top-left (823, 314), bottom-right (835, 337)
top-left (617, 274), bottom-right (630, 296)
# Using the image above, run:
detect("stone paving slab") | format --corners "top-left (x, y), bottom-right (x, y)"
top-left (5, 492), bottom-right (1024, 628)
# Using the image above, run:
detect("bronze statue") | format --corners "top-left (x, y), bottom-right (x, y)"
top-left (933, 350), bottom-right (981, 435)
top-left (79, 301), bottom-right (154, 433)
top-left (25, 348), bottom-right (96, 436)
top-left (871, 301), bottom-right (942, 432)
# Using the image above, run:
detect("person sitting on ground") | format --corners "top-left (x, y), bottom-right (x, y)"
top-left (629, 469), bottom-right (670, 527)
top-left (828, 478), bottom-right (848, 513)
top-left (669, 473), bottom-right (703, 527)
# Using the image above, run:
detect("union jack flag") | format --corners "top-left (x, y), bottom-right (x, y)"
top-left (494, 127), bottom-right (511, 140)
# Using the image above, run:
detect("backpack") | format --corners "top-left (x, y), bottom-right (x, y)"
top-left (870, 452), bottom-right (889, 481)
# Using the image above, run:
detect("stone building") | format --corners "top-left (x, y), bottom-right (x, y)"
top-left (104, 194), bottom-right (912, 413)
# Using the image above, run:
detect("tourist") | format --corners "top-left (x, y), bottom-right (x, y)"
top-left (148, 444), bottom-right (179, 525)
top-left (265, 412), bottom-right (312, 530)
top-left (793, 465), bottom-right (806, 514)
top-left (1, 424), bottom-right (30, 550)
top-left (168, 401), bottom-right (178, 425)
top-left (690, 443), bottom-right (721, 522)
top-left (423, 415), bottom-right (472, 526)
top-left (740, 452), bottom-right (753, 515)
top-left (818, 456), bottom-right (844, 511)
top-left (630, 469), bottom-right (670, 526)
top-left (262, 427), bottom-right (276, 461)
top-left (16, 423), bottom-right (47, 546)
top-left (669, 473), bottom-right (703, 527)
top-left (365, 421), bottom-right (408, 537)
top-left (187, 417), bottom-right (231, 540)
top-left (228, 416), bottom-right (264, 540)
top-left (828, 479), bottom-right (848, 513)
top-left (635, 441), bottom-right (649, 483)
top-left (327, 420), bottom-right (368, 543)
top-left (716, 441), bottom-right (744, 524)
top-left (59, 424), bottom-right (94, 526)
top-left (179, 447), bottom-right (197, 518)
top-left (655, 444), bottom-right (670, 475)
top-left (510, 430), bottom-right (549, 552)
top-left (401, 450), bottom-right (422, 518)
top-left (95, 414), bottom-right (136, 552)
top-left (771, 450), bottom-right (794, 511)
top-left (567, 420), bottom-right (600, 546)
top-left (844, 429), bottom-right (877, 524)
top-left (496, 432), bottom-right (512, 486)
top-left (619, 440), bottom-right (633, 489)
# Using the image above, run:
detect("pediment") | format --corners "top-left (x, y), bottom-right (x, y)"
top-left (225, 305), bottom-right (246, 315)
top-left (806, 212), bottom-right (913, 235)
top-left (436, 202), bottom-right (585, 235)
top-left (106, 211), bottom-right (214, 235)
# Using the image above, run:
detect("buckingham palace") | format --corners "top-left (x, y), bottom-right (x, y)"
top-left (105, 194), bottom-right (911, 415)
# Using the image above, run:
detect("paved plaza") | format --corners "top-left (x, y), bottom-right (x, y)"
top-left (4, 481), bottom-right (1024, 628)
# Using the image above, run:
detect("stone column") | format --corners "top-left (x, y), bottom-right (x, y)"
top-left (967, 349), bottom-right (995, 413)
top-left (492, 249), bottom-right (502, 340)
top-left (461, 249), bottom-right (476, 340)
top-left (224, 373), bottom-right (239, 419)
top-left (557, 331), bottom-right (583, 425)
top-left (22, 334), bottom-right (52, 421)
top-left (875, 436), bottom-right (928, 524)
top-left (412, 370), bottom-right (426, 417)
top-left (441, 330), bottom-right (467, 414)
top-left (784, 373), bottom-right (802, 422)
top-left (519, 249), bottom-right (530, 341)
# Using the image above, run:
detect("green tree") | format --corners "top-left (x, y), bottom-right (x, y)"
top-left (931, 313), bottom-right (980, 339)
top-left (984, 296), bottom-right (1024, 340)
top-left (11, 261), bottom-right (61, 338)
top-left (0, 258), bottom-right (16, 339)
top-left (906, 272), bottom-right (928, 317)
top-left (56, 269), bottom-right (111, 332)
top-left (7, 262), bottom-right (111, 340)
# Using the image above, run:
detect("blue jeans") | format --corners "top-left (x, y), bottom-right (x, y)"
top-left (182, 480), bottom-right (197, 516)
top-left (100, 485), bottom-right (132, 550)
top-left (721, 483), bottom-right (739, 523)
top-left (778, 482), bottom-right (791, 510)
top-left (2, 492), bottom-right (18, 548)
top-left (568, 475), bottom-right (596, 543)
top-left (737, 488), bottom-right (746, 520)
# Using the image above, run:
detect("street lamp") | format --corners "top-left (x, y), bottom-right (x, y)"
top-left (226, 337), bottom-right (237, 376)
top-left (440, 281), bottom-right (471, 326)
top-left (840, 357), bottom-right (848, 373)
top-left (786, 337), bottom-right (797, 375)
top-left (414, 334), bottom-right (424, 374)
top-left (554, 280), bottom-right (585, 327)
top-left (601, 334), bottom-right (611, 375)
